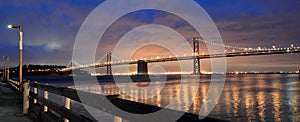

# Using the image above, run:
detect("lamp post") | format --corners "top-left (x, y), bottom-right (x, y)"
top-left (5, 56), bottom-right (10, 81)
top-left (8, 24), bottom-right (23, 93)
top-left (1, 62), bottom-right (4, 79)
top-left (2, 58), bottom-right (6, 81)
top-left (3, 56), bottom-right (10, 82)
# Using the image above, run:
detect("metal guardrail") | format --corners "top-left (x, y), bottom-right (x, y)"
top-left (8, 79), bottom-right (20, 92)
top-left (28, 82), bottom-right (95, 122)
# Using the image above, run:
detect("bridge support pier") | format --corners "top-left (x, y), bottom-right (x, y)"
top-left (137, 60), bottom-right (148, 75)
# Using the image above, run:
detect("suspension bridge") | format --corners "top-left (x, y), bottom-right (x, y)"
top-left (61, 37), bottom-right (300, 75)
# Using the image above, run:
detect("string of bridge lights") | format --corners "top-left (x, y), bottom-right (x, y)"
top-left (63, 39), bottom-right (299, 70)
top-left (93, 39), bottom-right (299, 64)
top-left (194, 38), bottom-right (299, 52)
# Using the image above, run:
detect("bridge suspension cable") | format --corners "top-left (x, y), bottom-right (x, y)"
top-left (107, 53), bottom-right (126, 62)
top-left (95, 54), bottom-right (109, 64)
top-left (193, 38), bottom-right (299, 51)
top-left (194, 38), bottom-right (255, 50)
top-left (66, 60), bottom-right (82, 67)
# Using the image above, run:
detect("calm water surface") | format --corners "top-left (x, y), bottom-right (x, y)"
top-left (25, 74), bottom-right (300, 122)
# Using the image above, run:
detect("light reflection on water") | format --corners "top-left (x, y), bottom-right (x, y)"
top-left (31, 74), bottom-right (300, 121)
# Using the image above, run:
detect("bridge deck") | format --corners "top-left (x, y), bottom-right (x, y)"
top-left (61, 48), bottom-right (300, 71)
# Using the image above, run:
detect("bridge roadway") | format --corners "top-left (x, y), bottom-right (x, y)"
top-left (62, 48), bottom-right (300, 71)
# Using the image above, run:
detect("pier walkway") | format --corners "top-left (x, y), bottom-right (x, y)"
top-left (0, 81), bottom-right (36, 122)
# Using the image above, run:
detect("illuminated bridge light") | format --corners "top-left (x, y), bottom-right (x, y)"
top-left (258, 47), bottom-right (261, 50)
top-left (60, 44), bottom-right (300, 72)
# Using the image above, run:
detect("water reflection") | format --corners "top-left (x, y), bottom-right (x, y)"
top-left (44, 74), bottom-right (300, 121)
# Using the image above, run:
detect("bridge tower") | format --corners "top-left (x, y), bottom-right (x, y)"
top-left (106, 52), bottom-right (112, 75)
top-left (193, 37), bottom-right (200, 75)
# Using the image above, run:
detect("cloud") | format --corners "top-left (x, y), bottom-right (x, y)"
top-left (0, 1), bottom-right (299, 72)
top-left (0, 0), bottom-right (104, 65)
top-left (44, 41), bottom-right (62, 51)
top-left (215, 8), bottom-right (300, 47)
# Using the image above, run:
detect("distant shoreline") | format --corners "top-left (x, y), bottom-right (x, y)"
top-left (225, 72), bottom-right (299, 75)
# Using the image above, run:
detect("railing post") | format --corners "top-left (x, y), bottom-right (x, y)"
top-left (17, 80), bottom-right (20, 91)
top-left (43, 83), bottom-right (48, 112)
top-left (64, 97), bottom-right (71, 122)
top-left (34, 81), bottom-right (38, 104)
top-left (114, 116), bottom-right (122, 122)
top-left (23, 82), bottom-right (29, 114)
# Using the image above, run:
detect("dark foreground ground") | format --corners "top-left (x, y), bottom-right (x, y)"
top-left (0, 80), bottom-right (38, 122)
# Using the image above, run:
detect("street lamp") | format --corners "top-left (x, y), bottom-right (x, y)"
top-left (2, 58), bottom-right (6, 81)
top-left (8, 24), bottom-right (23, 93)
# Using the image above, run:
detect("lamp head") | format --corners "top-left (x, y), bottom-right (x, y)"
top-left (8, 24), bottom-right (20, 29)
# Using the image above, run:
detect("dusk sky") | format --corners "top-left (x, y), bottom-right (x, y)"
top-left (0, 0), bottom-right (299, 72)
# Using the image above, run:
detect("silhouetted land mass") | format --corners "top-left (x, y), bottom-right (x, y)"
top-left (0, 64), bottom-right (69, 76)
